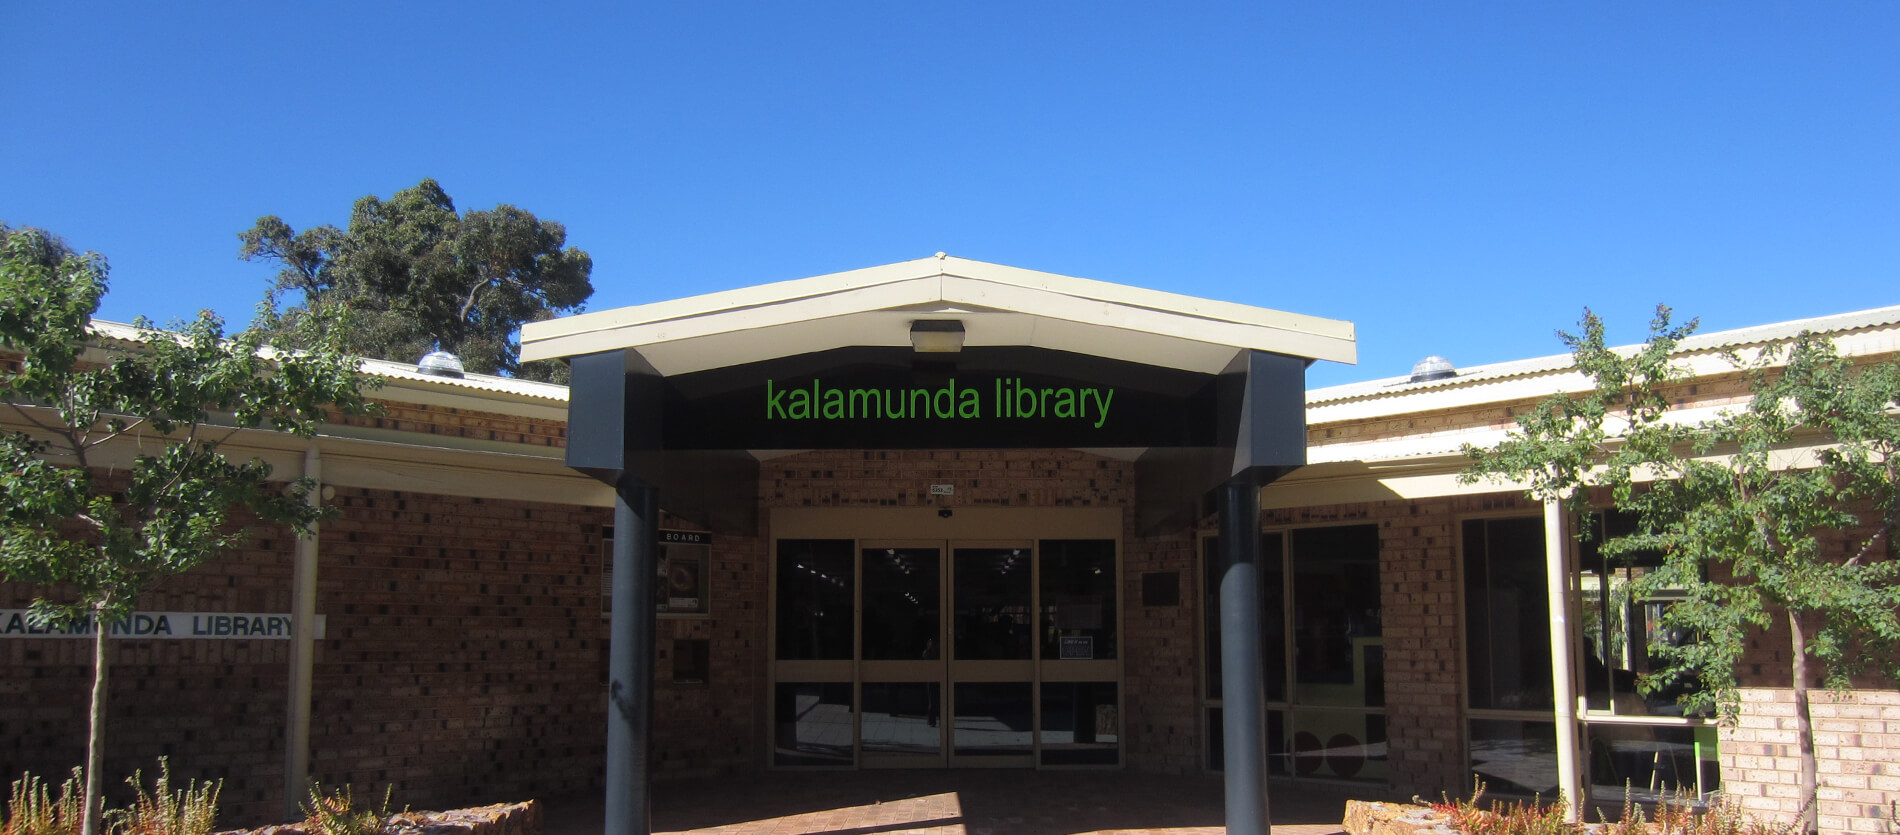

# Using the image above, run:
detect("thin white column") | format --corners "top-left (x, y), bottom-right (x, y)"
top-left (285, 443), bottom-right (321, 820)
top-left (1543, 498), bottom-right (1582, 821)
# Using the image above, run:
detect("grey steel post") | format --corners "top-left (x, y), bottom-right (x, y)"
top-left (1218, 479), bottom-right (1270, 835)
top-left (605, 485), bottom-right (658, 835)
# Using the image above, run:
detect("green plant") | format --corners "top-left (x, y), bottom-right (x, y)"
top-left (3, 769), bottom-right (84, 835)
top-left (106, 760), bottom-right (220, 835)
top-left (301, 784), bottom-right (400, 835)
top-left (1426, 779), bottom-right (1581, 835)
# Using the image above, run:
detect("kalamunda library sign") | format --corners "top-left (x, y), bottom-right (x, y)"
top-left (0, 610), bottom-right (325, 640)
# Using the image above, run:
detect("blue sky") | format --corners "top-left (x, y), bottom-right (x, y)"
top-left (5, 3), bottom-right (1895, 389)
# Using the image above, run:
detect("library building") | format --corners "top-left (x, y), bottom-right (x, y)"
top-left (4, 256), bottom-right (1897, 832)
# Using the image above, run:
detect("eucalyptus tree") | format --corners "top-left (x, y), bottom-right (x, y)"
top-left (239, 178), bottom-right (593, 381)
top-left (0, 226), bottom-right (376, 835)
top-left (1461, 306), bottom-right (1900, 835)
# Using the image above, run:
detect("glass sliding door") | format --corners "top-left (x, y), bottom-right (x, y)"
top-left (859, 543), bottom-right (945, 767)
top-left (948, 544), bottom-right (1035, 766)
top-left (769, 521), bottom-right (1121, 770)
top-left (772, 539), bottom-right (856, 767)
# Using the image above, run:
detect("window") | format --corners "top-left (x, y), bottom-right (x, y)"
top-left (1578, 513), bottom-right (1700, 716)
top-left (1202, 524), bottom-right (1383, 781)
top-left (1463, 517), bottom-right (1553, 712)
top-left (1460, 513), bottom-right (1720, 801)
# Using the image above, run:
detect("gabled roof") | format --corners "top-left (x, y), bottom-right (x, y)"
top-left (519, 254), bottom-right (1357, 376)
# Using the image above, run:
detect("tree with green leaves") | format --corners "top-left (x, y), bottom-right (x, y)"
top-left (1461, 306), bottom-right (1900, 834)
top-left (1, 226), bottom-right (376, 835)
top-left (238, 178), bottom-right (593, 382)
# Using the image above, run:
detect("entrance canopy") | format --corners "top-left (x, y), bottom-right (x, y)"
top-left (521, 255), bottom-right (1356, 532)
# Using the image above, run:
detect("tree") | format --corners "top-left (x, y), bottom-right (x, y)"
top-left (239, 178), bottom-right (593, 382)
top-left (1461, 306), bottom-right (1900, 834)
top-left (0, 226), bottom-right (377, 835)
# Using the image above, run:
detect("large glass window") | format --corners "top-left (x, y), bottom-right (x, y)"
top-left (1462, 513), bottom-right (1720, 802)
top-left (1463, 517), bottom-right (1553, 711)
top-left (1202, 524), bottom-right (1382, 781)
top-left (1292, 525), bottom-right (1384, 709)
top-left (1578, 513), bottom-right (1700, 716)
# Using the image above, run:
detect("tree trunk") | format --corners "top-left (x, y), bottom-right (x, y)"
top-left (1788, 610), bottom-right (1818, 835)
top-left (82, 603), bottom-right (111, 835)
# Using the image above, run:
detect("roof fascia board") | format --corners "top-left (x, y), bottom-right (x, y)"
top-left (522, 258), bottom-right (945, 344)
top-left (521, 256), bottom-right (1359, 365)
top-left (521, 277), bottom-right (954, 362)
top-left (371, 377), bottom-right (569, 422)
top-left (940, 277), bottom-right (1357, 364)
top-left (942, 260), bottom-right (1355, 341)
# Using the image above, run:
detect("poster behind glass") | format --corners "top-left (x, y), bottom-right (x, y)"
top-left (601, 528), bottom-right (712, 617)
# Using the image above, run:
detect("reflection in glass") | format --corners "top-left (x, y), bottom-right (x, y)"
top-left (953, 683), bottom-right (1033, 757)
top-left (1469, 718), bottom-right (1558, 796)
top-left (1039, 540), bottom-right (1117, 660)
top-left (1292, 526), bottom-right (1382, 708)
top-left (861, 683), bottom-right (942, 757)
top-left (775, 540), bottom-right (854, 661)
top-left (1040, 682), bottom-right (1119, 765)
top-left (1579, 513), bottom-right (1702, 715)
top-left (1463, 518), bottom-right (1554, 711)
top-left (773, 683), bottom-right (854, 766)
top-left (953, 548), bottom-right (1031, 660)
top-left (1201, 534), bottom-right (1288, 702)
top-left (1289, 710), bottom-right (1387, 781)
top-left (1587, 723), bottom-right (1718, 802)
top-left (862, 547), bottom-right (940, 660)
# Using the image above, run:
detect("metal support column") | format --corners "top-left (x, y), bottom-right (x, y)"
top-left (1544, 498), bottom-right (1582, 820)
top-left (284, 443), bottom-right (321, 820)
top-left (605, 484), bottom-right (659, 835)
top-left (1218, 479), bottom-right (1270, 835)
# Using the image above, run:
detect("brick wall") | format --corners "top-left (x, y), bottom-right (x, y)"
top-left (2, 522), bottom-right (300, 824)
top-left (647, 519), bottom-right (768, 778)
top-left (1723, 688), bottom-right (1900, 833)
top-left (2, 486), bottom-right (615, 828)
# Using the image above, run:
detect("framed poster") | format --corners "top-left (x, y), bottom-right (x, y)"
top-left (601, 528), bottom-right (713, 618)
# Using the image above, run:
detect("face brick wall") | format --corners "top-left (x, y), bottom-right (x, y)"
top-left (2, 486), bottom-right (616, 828)
top-left (2, 527), bottom-right (300, 825)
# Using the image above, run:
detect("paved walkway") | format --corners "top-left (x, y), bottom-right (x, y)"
top-left (543, 771), bottom-right (1381, 835)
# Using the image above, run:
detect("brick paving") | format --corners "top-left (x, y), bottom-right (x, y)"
top-left (544, 772), bottom-right (1384, 835)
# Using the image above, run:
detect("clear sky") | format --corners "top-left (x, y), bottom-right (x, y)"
top-left (5, 3), bottom-right (1895, 389)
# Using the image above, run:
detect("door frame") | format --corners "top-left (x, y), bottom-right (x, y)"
top-left (768, 506), bottom-right (1123, 770)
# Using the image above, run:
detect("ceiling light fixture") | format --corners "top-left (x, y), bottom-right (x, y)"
top-left (910, 320), bottom-right (965, 354)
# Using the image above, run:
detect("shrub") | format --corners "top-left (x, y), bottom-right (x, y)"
top-left (301, 785), bottom-right (400, 835)
top-left (3, 769), bottom-right (84, 835)
top-left (108, 760), bottom-right (221, 835)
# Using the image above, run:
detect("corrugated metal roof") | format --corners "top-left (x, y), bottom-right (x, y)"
top-left (86, 320), bottom-right (569, 403)
top-left (1307, 304), bottom-right (1900, 408)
